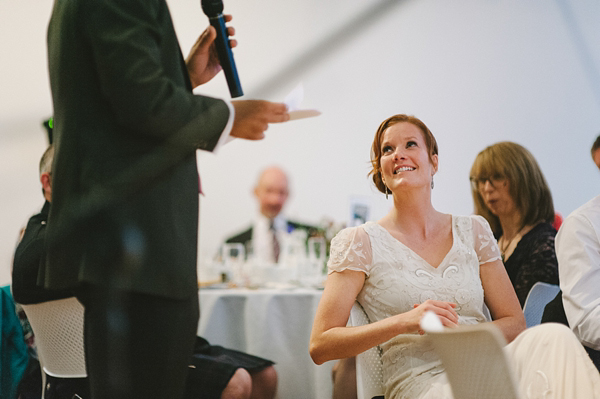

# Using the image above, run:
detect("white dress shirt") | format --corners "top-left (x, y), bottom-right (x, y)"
top-left (252, 214), bottom-right (289, 264)
top-left (211, 100), bottom-right (235, 153)
top-left (556, 195), bottom-right (600, 350)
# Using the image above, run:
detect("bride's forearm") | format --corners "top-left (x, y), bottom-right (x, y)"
top-left (309, 315), bottom-right (410, 365)
top-left (491, 315), bottom-right (526, 343)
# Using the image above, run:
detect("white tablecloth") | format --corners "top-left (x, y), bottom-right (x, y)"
top-left (198, 288), bottom-right (334, 399)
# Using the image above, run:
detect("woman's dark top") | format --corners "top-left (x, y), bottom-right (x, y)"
top-left (503, 222), bottom-right (559, 307)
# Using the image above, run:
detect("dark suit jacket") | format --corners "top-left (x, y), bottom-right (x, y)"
top-left (12, 202), bottom-right (73, 304)
top-left (225, 220), bottom-right (324, 252)
top-left (43, 0), bottom-right (230, 299)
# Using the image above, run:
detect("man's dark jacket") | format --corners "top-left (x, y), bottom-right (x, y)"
top-left (43, 0), bottom-right (230, 299)
top-left (225, 221), bottom-right (323, 248)
top-left (12, 202), bottom-right (72, 304)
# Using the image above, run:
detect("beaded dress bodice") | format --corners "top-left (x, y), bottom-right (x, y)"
top-left (328, 215), bottom-right (501, 398)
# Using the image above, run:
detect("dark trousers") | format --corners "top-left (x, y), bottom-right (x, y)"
top-left (78, 285), bottom-right (199, 399)
top-left (44, 375), bottom-right (89, 399)
top-left (17, 356), bottom-right (42, 399)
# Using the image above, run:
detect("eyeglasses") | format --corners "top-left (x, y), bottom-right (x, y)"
top-left (469, 174), bottom-right (506, 191)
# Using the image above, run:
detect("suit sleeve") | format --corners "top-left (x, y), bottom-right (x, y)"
top-left (83, 0), bottom-right (230, 151)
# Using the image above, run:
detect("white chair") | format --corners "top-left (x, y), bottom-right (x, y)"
top-left (425, 321), bottom-right (521, 399)
top-left (348, 302), bottom-right (384, 399)
top-left (21, 297), bottom-right (87, 393)
top-left (522, 282), bottom-right (560, 328)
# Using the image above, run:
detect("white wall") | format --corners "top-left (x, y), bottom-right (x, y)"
top-left (1, 0), bottom-right (599, 284)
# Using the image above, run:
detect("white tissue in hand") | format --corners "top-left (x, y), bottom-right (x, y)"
top-left (420, 311), bottom-right (444, 333)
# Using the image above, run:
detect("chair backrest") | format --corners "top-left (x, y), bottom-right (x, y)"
top-left (523, 282), bottom-right (560, 328)
top-left (21, 297), bottom-right (86, 378)
top-left (426, 322), bottom-right (521, 399)
top-left (348, 302), bottom-right (384, 399)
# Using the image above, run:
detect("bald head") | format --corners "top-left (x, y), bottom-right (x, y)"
top-left (254, 167), bottom-right (289, 219)
top-left (39, 145), bottom-right (54, 202)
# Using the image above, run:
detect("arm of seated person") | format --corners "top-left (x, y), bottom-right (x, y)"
top-left (471, 215), bottom-right (526, 342)
top-left (557, 212), bottom-right (600, 351)
top-left (480, 258), bottom-right (526, 343)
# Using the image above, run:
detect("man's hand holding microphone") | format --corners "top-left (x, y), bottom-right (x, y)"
top-left (186, 1), bottom-right (289, 141)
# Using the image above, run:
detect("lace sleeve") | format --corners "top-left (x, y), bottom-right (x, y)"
top-left (471, 215), bottom-right (502, 265)
top-left (327, 226), bottom-right (373, 276)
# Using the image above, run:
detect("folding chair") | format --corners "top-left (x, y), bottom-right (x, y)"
top-left (21, 297), bottom-right (86, 398)
top-left (422, 312), bottom-right (521, 399)
top-left (348, 302), bottom-right (384, 399)
top-left (522, 282), bottom-right (560, 328)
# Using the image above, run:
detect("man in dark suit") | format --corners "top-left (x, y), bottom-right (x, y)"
top-left (43, 1), bottom-right (289, 398)
top-left (13, 145), bottom-right (73, 306)
top-left (12, 144), bottom-right (86, 399)
top-left (225, 166), bottom-right (322, 263)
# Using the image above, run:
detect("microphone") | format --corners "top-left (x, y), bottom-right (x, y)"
top-left (201, 0), bottom-right (243, 98)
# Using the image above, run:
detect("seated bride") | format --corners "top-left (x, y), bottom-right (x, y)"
top-left (309, 114), bottom-right (600, 398)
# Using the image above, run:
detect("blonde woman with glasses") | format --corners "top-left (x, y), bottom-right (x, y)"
top-left (470, 142), bottom-right (558, 306)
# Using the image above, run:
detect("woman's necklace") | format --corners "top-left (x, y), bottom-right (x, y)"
top-left (499, 228), bottom-right (525, 262)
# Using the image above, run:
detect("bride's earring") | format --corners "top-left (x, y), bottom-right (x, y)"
top-left (382, 178), bottom-right (389, 199)
top-left (431, 177), bottom-right (434, 189)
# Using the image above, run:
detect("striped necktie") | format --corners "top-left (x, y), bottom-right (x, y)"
top-left (270, 221), bottom-right (280, 263)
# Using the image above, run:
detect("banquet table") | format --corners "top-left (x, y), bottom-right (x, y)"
top-left (198, 287), bottom-right (334, 399)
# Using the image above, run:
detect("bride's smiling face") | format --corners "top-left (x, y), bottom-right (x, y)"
top-left (379, 122), bottom-right (438, 191)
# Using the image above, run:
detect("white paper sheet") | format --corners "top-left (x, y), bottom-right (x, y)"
top-left (284, 83), bottom-right (321, 120)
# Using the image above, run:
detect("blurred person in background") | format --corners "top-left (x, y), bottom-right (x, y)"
top-left (470, 142), bottom-right (558, 306)
top-left (542, 136), bottom-right (600, 371)
top-left (225, 166), bottom-right (322, 263)
top-left (552, 194), bottom-right (600, 371)
top-left (12, 144), bottom-right (84, 399)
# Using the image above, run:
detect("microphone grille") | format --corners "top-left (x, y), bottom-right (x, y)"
top-left (201, 0), bottom-right (223, 17)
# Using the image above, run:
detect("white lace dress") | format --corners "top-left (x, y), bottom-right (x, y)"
top-left (328, 215), bottom-right (600, 399)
